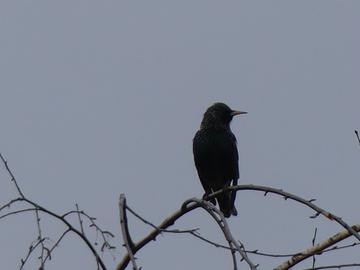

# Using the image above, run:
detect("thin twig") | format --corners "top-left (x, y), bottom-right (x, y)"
top-left (355, 130), bottom-right (360, 146)
top-left (61, 209), bottom-right (115, 252)
top-left (19, 238), bottom-right (47, 270)
top-left (35, 208), bottom-right (46, 268)
top-left (0, 198), bottom-right (24, 212)
top-left (76, 203), bottom-right (85, 236)
top-left (127, 205), bottom-right (199, 234)
top-left (323, 241), bottom-right (360, 253)
top-left (0, 207), bottom-right (35, 219)
top-left (302, 263), bottom-right (360, 270)
top-left (0, 153), bottom-right (25, 198)
top-left (312, 227), bottom-right (318, 268)
top-left (43, 229), bottom-right (71, 263)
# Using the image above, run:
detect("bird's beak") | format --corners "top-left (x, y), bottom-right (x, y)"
top-left (231, 110), bottom-right (247, 116)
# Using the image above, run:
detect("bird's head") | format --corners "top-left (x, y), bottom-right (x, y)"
top-left (201, 102), bottom-right (247, 129)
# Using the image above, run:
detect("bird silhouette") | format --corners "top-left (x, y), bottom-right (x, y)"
top-left (193, 102), bottom-right (247, 218)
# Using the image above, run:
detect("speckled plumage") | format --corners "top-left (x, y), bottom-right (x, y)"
top-left (193, 102), bottom-right (246, 218)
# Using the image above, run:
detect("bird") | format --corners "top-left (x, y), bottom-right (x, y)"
top-left (193, 102), bottom-right (247, 218)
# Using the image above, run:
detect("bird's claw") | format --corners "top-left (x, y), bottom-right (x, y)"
top-left (203, 193), bottom-right (216, 205)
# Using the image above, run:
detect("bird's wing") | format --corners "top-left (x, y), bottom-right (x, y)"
top-left (193, 130), bottom-right (214, 195)
top-left (216, 130), bottom-right (239, 182)
top-left (215, 130), bottom-right (239, 214)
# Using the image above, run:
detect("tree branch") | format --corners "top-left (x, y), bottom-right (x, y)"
top-left (215, 185), bottom-right (360, 242)
top-left (116, 199), bottom-right (201, 270)
top-left (187, 198), bottom-right (258, 270)
top-left (119, 194), bottom-right (138, 270)
top-left (274, 224), bottom-right (360, 270)
top-left (117, 197), bottom-right (259, 270)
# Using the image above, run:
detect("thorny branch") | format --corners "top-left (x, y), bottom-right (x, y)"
top-left (208, 185), bottom-right (360, 242)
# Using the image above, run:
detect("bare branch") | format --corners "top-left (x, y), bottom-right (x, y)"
top-left (117, 184), bottom-right (360, 270)
top-left (0, 154), bottom-right (108, 270)
top-left (187, 198), bottom-right (258, 270)
top-left (3, 152), bottom-right (359, 269)
top-left (274, 224), bottom-right (360, 270)
top-left (119, 194), bottom-right (138, 270)
top-left (25, 199), bottom-right (108, 270)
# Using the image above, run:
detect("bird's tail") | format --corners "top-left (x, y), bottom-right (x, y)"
top-left (217, 191), bottom-right (237, 218)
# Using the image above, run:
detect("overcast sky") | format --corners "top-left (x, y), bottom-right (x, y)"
top-left (1, 1), bottom-right (360, 269)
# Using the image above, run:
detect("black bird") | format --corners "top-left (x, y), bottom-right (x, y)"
top-left (193, 102), bottom-right (247, 218)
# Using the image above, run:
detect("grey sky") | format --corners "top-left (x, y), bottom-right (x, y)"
top-left (1, 1), bottom-right (360, 269)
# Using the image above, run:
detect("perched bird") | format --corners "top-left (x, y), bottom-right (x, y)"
top-left (193, 102), bottom-right (247, 218)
